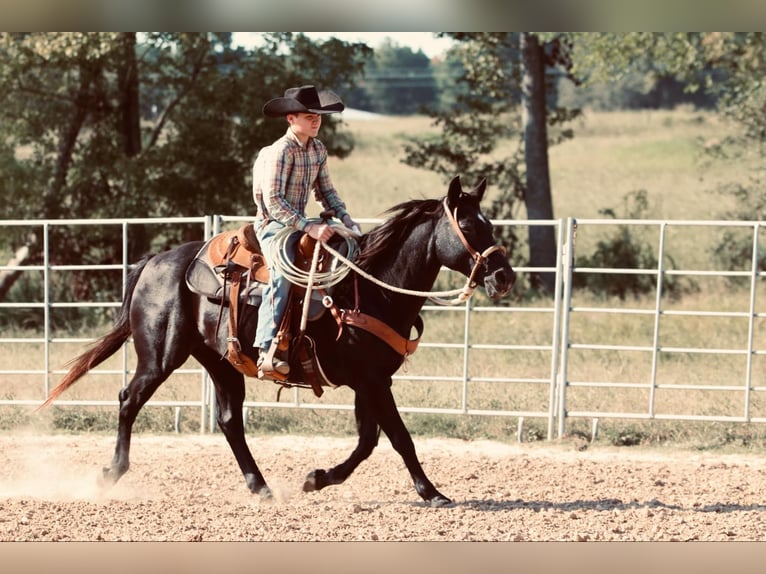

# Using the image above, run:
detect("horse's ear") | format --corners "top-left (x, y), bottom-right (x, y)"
top-left (447, 176), bottom-right (462, 207)
top-left (469, 178), bottom-right (487, 202)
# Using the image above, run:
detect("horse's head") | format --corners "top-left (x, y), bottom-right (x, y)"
top-left (436, 176), bottom-right (516, 300)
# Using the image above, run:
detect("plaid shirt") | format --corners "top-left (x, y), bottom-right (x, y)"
top-left (252, 127), bottom-right (348, 231)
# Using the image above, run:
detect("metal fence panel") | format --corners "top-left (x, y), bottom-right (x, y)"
top-left (3, 215), bottom-right (764, 439)
top-left (1, 215), bottom-right (560, 435)
top-left (557, 217), bottom-right (766, 437)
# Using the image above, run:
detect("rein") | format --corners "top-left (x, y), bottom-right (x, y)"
top-left (319, 198), bottom-right (506, 306)
top-left (281, 198), bottom-right (507, 361)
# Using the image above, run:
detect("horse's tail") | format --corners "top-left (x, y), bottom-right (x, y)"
top-left (37, 254), bottom-right (155, 410)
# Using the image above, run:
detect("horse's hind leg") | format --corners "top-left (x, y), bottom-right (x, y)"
top-left (303, 391), bottom-right (380, 493)
top-left (102, 302), bottom-right (194, 488)
top-left (102, 360), bottom-right (181, 487)
top-left (195, 348), bottom-right (271, 498)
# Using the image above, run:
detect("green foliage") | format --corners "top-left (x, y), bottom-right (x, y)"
top-left (582, 419), bottom-right (766, 452)
top-left (51, 408), bottom-right (118, 432)
top-left (710, 181), bottom-right (766, 282)
top-left (0, 32), bottom-right (370, 319)
top-left (351, 38), bottom-right (438, 115)
top-left (568, 33), bottom-right (766, 150)
top-left (402, 33), bottom-right (581, 283)
top-left (48, 406), bottom-right (181, 433)
top-left (0, 32), bottom-right (369, 221)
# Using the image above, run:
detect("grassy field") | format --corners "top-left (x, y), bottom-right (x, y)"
top-left (332, 107), bottom-right (745, 221)
top-left (4, 108), bottom-right (766, 453)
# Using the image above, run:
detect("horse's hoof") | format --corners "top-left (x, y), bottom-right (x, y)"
top-left (258, 486), bottom-right (273, 500)
top-left (99, 467), bottom-right (116, 489)
top-left (429, 494), bottom-right (454, 508)
top-left (303, 469), bottom-right (325, 492)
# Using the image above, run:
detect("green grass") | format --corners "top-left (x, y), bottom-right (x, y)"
top-left (4, 108), bottom-right (766, 453)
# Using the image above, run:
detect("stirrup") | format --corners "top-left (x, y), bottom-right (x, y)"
top-left (257, 350), bottom-right (290, 378)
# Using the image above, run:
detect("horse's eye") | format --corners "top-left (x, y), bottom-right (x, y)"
top-left (460, 221), bottom-right (476, 234)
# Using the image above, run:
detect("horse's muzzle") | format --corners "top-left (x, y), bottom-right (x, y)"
top-left (484, 265), bottom-right (516, 300)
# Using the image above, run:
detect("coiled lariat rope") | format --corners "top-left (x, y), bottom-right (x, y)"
top-left (273, 218), bottom-right (482, 306)
top-left (272, 222), bottom-right (359, 290)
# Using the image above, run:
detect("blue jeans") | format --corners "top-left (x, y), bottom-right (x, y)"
top-left (253, 220), bottom-right (300, 351)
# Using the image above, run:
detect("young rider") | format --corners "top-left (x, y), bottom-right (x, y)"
top-left (252, 85), bottom-right (358, 377)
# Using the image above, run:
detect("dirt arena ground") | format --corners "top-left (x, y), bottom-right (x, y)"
top-left (1, 432), bottom-right (765, 542)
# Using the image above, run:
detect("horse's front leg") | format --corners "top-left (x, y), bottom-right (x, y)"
top-left (303, 391), bottom-right (380, 493)
top-left (304, 380), bottom-right (452, 507)
top-left (369, 381), bottom-right (452, 507)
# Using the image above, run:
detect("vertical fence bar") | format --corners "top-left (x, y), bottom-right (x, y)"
top-left (121, 221), bottom-right (130, 389)
top-left (547, 219), bottom-right (565, 440)
top-left (201, 369), bottom-right (210, 434)
top-left (201, 215), bottom-right (215, 433)
top-left (744, 222), bottom-right (760, 421)
top-left (648, 223), bottom-right (667, 418)
top-left (556, 217), bottom-right (576, 438)
top-left (461, 296), bottom-right (472, 412)
top-left (42, 223), bottom-right (51, 397)
top-left (207, 215), bottom-right (224, 433)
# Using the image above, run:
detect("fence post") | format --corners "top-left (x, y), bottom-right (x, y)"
top-left (556, 217), bottom-right (576, 438)
top-left (547, 218), bottom-right (566, 440)
top-left (121, 221), bottom-right (130, 390)
top-left (206, 215), bottom-right (223, 433)
top-left (744, 222), bottom-right (760, 421)
top-left (648, 223), bottom-right (667, 418)
top-left (42, 222), bottom-right (51, 398)
top-left (461, 296), bottom-right (472, 413)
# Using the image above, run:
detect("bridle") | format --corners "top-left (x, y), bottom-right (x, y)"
top-left (442, 197), bottom-right (506, 292)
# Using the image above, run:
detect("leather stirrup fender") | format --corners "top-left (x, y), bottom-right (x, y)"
top-left (225, 271), bottom-right (260, 377)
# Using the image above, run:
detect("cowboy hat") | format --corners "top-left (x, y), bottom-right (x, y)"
top-left (262, 85), bottom-right (345, 117)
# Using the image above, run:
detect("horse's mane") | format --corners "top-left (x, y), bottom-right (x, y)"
top-left (355, 197), bottom-right (443, 270)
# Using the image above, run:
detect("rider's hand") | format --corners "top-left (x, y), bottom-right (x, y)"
top-left (306, 222), bottom-right (335, 243)
top-left (341, 214), bottom-right (362, 236)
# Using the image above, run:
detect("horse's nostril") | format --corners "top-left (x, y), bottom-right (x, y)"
top-left (491, 267), bottom-right (515, 293)
top-left (496, 268), bottom-right (514, 285)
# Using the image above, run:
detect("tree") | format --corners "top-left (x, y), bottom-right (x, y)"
top-left (521, 32), bottom-right (557, 292)
top-left (567, 33), bottom-right (766, 209)
top-left (0, 32), bottom-right (370, 324)
top-left (348, 38), bottom-right (438, 114)
top-left (403, 32), bottom-right (579, 295)
top-left (0, 33), bottom-right (370, 219)
top-left (554, 33), bottom-right (766, 286)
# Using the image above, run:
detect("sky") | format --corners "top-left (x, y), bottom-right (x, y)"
top-left (231, 32), bottom-right (454, 59)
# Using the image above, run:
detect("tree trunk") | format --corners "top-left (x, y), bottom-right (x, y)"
top-left (41, 65), bottom-right (92, 219)
top-left (116, 32), bottom-right (150, 260)
top-left (118, 32), bottom-right (142, 157)
top-left (521, 32), bottom-right (557, 294)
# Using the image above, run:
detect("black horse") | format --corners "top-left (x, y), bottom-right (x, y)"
top-left (40, 176), bottom-right (515, 507)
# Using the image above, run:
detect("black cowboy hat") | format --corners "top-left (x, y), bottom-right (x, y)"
top-left (262, 85), bottom-right (345, 118)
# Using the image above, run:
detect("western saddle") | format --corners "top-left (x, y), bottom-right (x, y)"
top-left (205, 223), bottom-right (335, 397)
top-left (199, 221), bottom-right (425, 399)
